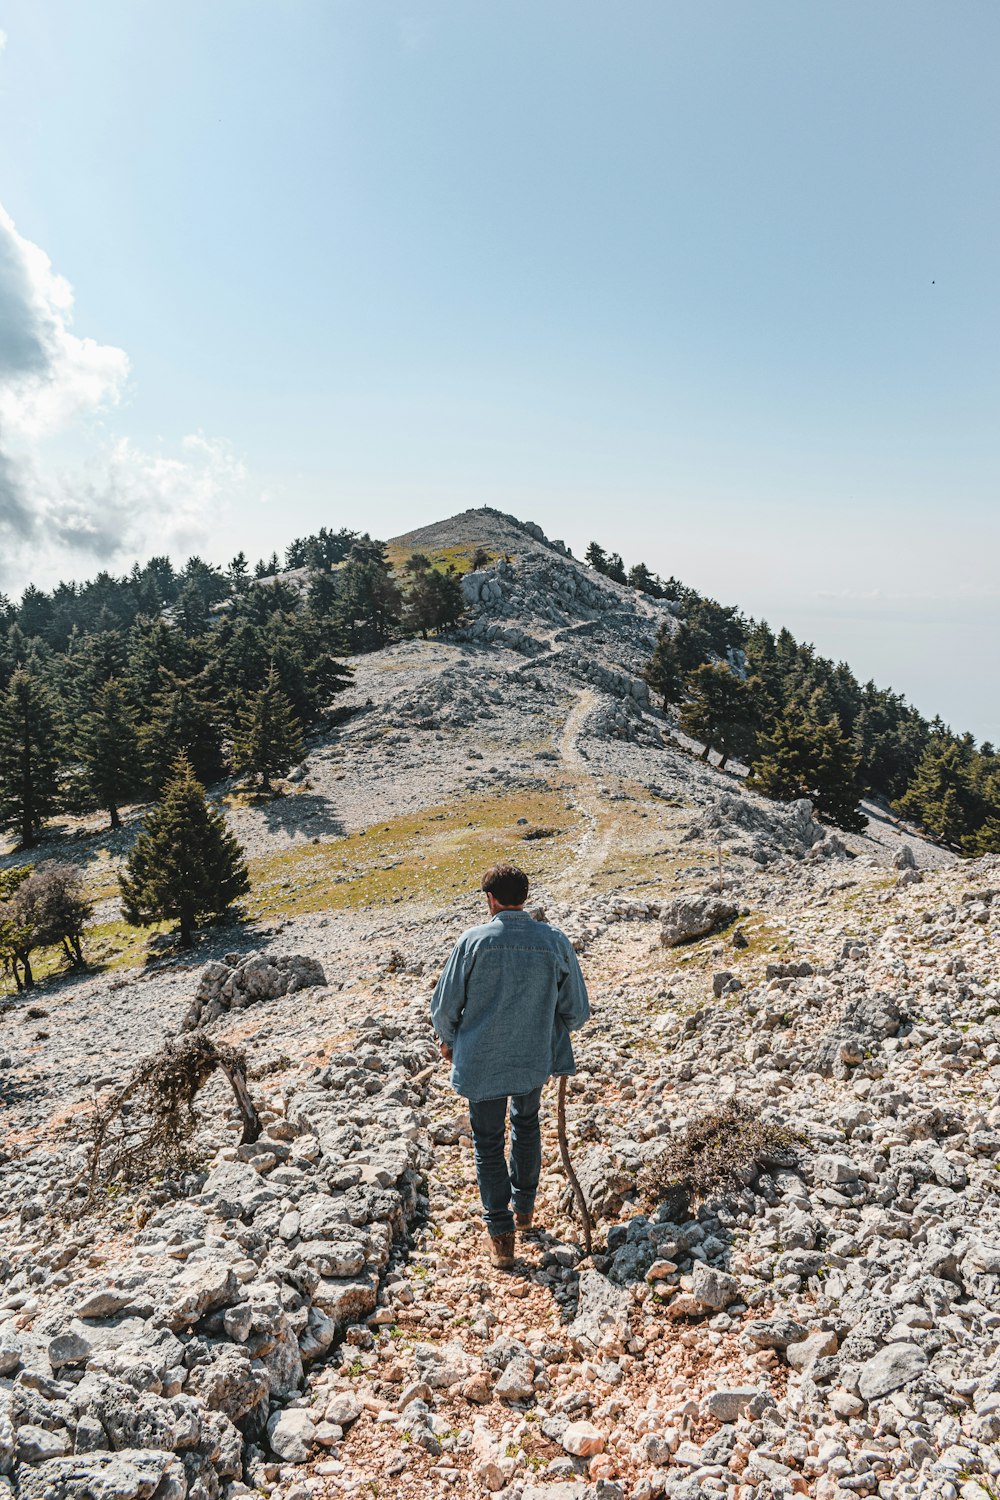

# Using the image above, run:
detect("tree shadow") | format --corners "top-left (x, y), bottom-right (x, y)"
top-left (0, 1065), bottom-right (42, 1120)
top-left (138, 906), bottom-right (271, 970)
top-left (254, 792), bottom-right (346, 840)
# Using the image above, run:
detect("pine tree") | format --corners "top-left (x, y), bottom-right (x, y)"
top-left (77, 679), bottom-right (141, 828)
top-left (627, 562), bottom-right (663, 596)
top-left (57, 628), bottom-right (128, 722)
top-left (748, 708), bottom-right (865, 833)
top-left (139, 675), bottom-right (225, 792)
top-left (403, 562), bottom-right (466, 639)
top-left (337, 538), bottom-right (402, 648)
top-left (679, 663), bottom-right (760, 769)
top-left (0, 669), bottom-right (60, 848)
top-left (227, 552), bottom-right (250, 593)
top-left (232, 666), bottom-right (304, 792)
top-left (892, 738), bottom-right (979, 848)
top-left (644, 625), bottom-right (686, 707)
top-left (119, 756), bottom-right (249, 946)
top-left (125, 616), bottom-right (196, 708)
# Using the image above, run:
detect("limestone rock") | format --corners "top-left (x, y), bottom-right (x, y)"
top-left (15, 1451), bottom-right (183, 1500)
top-left (561, 1420), bottom-right (606, 1457)
top-left (266, 1407), bottom-right (316, 1462)
top-left (702, 1387), bottom-right (759, 1423)
top-left (494, 1355), bottom-right (536, 1401)
top-left (0, 1331), bottom-right (21, 1377)
top-left (568, 1271), bottom-right (632, 1356)
top-left (413, 1340), bottom-right (481, 1389)
top-left (660, 895), bottom-right (739, 948)
top-left (690, 1261), bottom-right (740, 1310)
top-left (857, 1342), bottom-right (928, 1401)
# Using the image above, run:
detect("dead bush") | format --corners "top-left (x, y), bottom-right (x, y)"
top-left (78, 1032), bottom-right (260, 1210)
top-left (638, 1100), bottom-right (801, 1222)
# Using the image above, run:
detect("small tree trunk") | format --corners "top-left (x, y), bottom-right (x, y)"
top-left (20, 953), bottom-right (34, 989)
top-left (700, 745), bottom-right (711, 762)
top-left (109, 804), bottom-right (121, 830)
top-left (179, 914), bottom-right (193, 948)
top-left (719, 754), bottom-right (729, 770)
top-left (216, 1052), bottom-right (262, 1145)
top-left (261, 773), bottom-right (271, 795)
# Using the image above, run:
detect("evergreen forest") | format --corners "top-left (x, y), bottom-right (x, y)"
top-left (584, 542), bottom-right (1000, 851)
top-left (0, 532), bottom-right (464, 848)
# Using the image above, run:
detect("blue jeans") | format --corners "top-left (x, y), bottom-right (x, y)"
top-left (468, 1087), bottom-right (543, 1238)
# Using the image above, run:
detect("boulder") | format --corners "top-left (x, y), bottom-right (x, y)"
top-left (568, 1271), bottom-right (632, 1356)
top-left (660, 895), bottom-right (739, 948)
top-left (786, 1330), bottom-right (838, 1372)
top-left (690, 1261), bottom-right (740, 1311)
top-left (312, 1272), bottom-right (378, 1326)
top-left (702, 1387), bottom-right (759, 1423)
top-left (857, 1343), bottom-right (928, 1402)
top-left (569, 1147), bottom-right (633, 1221)
top-left (266, 1407), bottom-right (315, 1463)
top-left (0, 1331), bottom-right (21, 1377)
top-left (14, 1451), bottom-right (183, 1500)
top-left (162, 1260), bottom-right (238, 1330)
top-left (184, 953), bottom-right (327, 1029)
top-left (561, 1421), bottom-right (606, 1458)
top-left (494, 1356), bottom-right (536, 1402)
top-left (184, 1345), bottom-right (270, 1422)
top-left (743, 1317), bottom-right (808, 1350)
top-left (17, 1427), bottom-right (73, 1464)
top-left (413, 1340), bottom-right (481, 1390)
top-left (324, 1392), bottom-right (362, 1428)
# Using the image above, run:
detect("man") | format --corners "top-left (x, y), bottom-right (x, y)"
top-left (431, 862), bottom-right (590, 1269)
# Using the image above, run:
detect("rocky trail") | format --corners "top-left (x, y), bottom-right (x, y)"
top-left (1, 510), bottom-right (997, 1500)
top-left (552, 692), bottom-right (617, 898)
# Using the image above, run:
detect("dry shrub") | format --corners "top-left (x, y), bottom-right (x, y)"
top-left (79, 1033), bottom-right (260, 1209)
top-left (639, 1100), bottom-right (801, 1223)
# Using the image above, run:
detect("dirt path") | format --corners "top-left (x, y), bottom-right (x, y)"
top-left (552, 690), bottom-right (616, 896)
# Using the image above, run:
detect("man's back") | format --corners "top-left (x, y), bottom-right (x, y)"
top-left (431, 908), bottom-right (590, 1102)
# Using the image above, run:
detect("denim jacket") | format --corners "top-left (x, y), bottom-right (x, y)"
top-left (431, 909), bottom-right (591, 1102)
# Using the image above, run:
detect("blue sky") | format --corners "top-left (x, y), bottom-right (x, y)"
top-left (0, 2), bottom-right (997, 738)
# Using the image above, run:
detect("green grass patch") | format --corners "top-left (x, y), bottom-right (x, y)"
top-left (244, 786), bottom-right (580, 919)
top-left (384, 541), bottom-right (504, 574)
top-left (2, 787), bottom-right (580, 996)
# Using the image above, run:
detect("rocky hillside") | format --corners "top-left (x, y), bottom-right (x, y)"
top-left (2, 509), bottom-right (998, 1500)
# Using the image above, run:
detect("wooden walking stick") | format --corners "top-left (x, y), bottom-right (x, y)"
top-left (557, 1074), bottom-right (593, 1256)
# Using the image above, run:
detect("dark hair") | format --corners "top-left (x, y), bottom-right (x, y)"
top-left (481, 862), bottom-right (529, 907)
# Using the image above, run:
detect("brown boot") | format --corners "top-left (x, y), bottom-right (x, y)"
top-left (515, 1211), bottom-right (534, 1232)
top-left (487, 1232), bottom-right (516, 1269)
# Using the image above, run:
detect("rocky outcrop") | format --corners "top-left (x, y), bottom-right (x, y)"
top-left (182, 954), bottom-right (326, 1029)
top-left (0, 1006), bottom-right (435, 1498)
top-left (682, 792), bottom-right (840, 864)
top-left (659, 894), bottom-right (739, 947)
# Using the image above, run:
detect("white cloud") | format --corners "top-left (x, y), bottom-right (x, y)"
top-left (0, 203), bottom-right (128, 437)
top-left (0, 201), bottom-right (249, 593)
